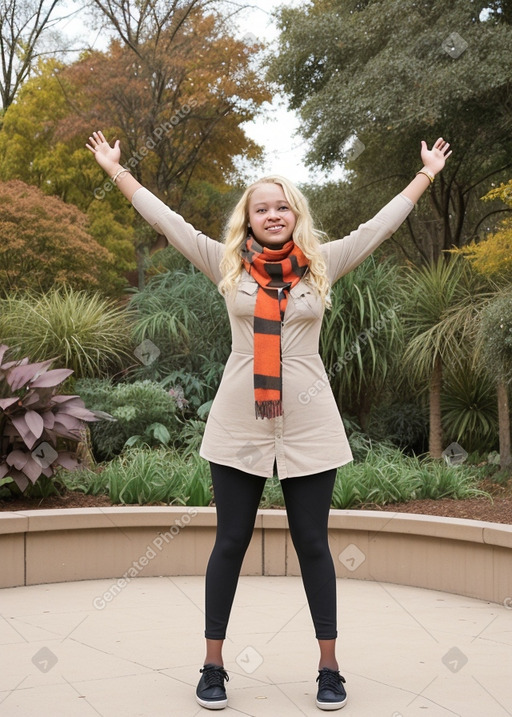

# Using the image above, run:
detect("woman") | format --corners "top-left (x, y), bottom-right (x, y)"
top-left (87, 131), bottom-right (451, 711)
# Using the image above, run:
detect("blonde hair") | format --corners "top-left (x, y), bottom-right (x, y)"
top-left (218, 175), bottom-right (331, 307)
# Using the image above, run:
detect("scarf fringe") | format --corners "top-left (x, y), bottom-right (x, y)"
top-left (255, 400), bottom-right (283, 420)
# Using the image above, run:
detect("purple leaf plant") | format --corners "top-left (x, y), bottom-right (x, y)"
top-left (0, 344), bottom-right (98, 492)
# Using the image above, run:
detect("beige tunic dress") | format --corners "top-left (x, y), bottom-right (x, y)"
top-left (132, 188), bottom-right (414, 479)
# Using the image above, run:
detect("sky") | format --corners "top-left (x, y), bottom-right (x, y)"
top-left (56, 0), bottom-right (343, 185)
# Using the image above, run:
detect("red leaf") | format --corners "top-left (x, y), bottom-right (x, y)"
top-left (57, 406), bottom-right (98, 421)
top-left (31, 368), bottom-right (73, 388)
top-left (10, 414), bottom-right (38, 449)
top-left (22, 455), bottom-right (43, 482)
top-left (23, 393), bottom-right (41, 407)
top-left (12, 471), bottom-right (30, 492)
top-left (1, 357), bottom-right (28, 370)
top-left (24, 410), bottom-right (44, 439)
top-left (6, 359), bottom-right (55, 391)
top-left (55, 453), bottom-right (79, 470)
top-left (6, 450), bottom-right (29, 470)
top-left (0, 397), bottom-right (19, 411)
top-left (42, 411), bottom-right (55, 429)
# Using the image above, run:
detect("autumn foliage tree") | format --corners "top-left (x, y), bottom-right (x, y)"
top-left (269, 0), bottom-right (512, 264)
top-left (0, 4), bottom-right (270, 286)
top-left (0, 180), bottom-right (124, 295)
top-left (454, 180), bottom-right (512, 283)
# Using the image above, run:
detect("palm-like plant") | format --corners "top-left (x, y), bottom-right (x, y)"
top-left (320, 256), bottom-right (403, 428)
top-left (441, 361), bottom-right (498, 454)
top-left (128, 270), bottom-right (231, 389)
top-left (400, 256), bottom-right (493, 457)
top-left (477, 292), bottom-right (512, 468)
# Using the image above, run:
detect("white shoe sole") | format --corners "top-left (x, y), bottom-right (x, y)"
top-left (316, 695), bottom-right (348, 710)
top-left (196, 694), bottom-right (228, 710)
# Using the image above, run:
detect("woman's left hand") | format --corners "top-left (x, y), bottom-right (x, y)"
top-left (420, 137), bottom-right (452, 175)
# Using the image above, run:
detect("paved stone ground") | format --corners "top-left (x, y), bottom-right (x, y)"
top-left (1, 576), bottom-right (511, 716)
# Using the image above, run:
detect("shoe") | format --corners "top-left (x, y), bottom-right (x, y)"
top-left (196, 663), bottom-right (229, 710)
top-left (316, 667), bottom-right (347, 710)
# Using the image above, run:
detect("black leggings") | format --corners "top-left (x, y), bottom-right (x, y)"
top-left (204, 462), bottom-right (338, 640)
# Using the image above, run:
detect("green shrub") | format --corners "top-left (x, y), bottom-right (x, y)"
top-left (441, 362), bottom-right (498, 454)
top-left (128, 271), bottom-right (230, 391)
top-left (75, 378), bottom-right (180, 460)
top-left (368, 401), bottom-right (429, 453)
top-left (332, 445), bottom-right (488, 509)
top-left (61, 448), bottom-right (212, 506)
top-left (0, 287), bottom-right (134, 379)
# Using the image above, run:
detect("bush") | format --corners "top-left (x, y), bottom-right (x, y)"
top-left (62, 448), bottom-right (212, 506)
top-left (128, 270), bottom-right (230, 393)
top-left (0, 287), bottom-right (134, 379)
top-left (75, 378), bottom-right (181, 460)
top-left (368, 401), bottom-right (429, 454)
top-left (0, 344), bottom-right (97, 492)
top-left (441, 362), bottom-right (498, 454)
top-left (331, 444), bottom-right (488, 509)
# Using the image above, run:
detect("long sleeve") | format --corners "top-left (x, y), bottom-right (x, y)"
top-left (322, 193), bottom-right (414, 285)
top-left (131, 187), bottom-right (224, 285)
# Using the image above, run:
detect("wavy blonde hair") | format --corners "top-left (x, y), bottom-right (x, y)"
top-left (218, 175), bottom-right (331, 307)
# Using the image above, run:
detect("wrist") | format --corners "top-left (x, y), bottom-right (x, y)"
top-left (106, 162), bottom-right (124, 179)
top-left (416, 167), bottom-right (435, 184)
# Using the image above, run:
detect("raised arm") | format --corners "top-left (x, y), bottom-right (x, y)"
top-left (86, 131), bottom-right (141, 202)
top-left (400, 137), bottom-right (451, 204)
top-left (86, 131), bottom-right (224, 284)
top-left (323, 137), bottom-right (452, 284)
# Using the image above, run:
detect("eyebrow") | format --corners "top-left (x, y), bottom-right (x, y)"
top-left (252, 200), bottom-right (288, 207)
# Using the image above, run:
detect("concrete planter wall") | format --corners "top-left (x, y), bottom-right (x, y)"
top-left (1, 507), bottom-right (511, 605)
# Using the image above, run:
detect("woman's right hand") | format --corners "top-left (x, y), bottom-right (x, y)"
top-left (85, 130), bottom-right (121, 177)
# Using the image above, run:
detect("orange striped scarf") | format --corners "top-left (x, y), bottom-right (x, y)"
top-left (241, 236), bottom-right (309, 419)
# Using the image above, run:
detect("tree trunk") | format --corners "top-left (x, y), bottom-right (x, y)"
top-left (429, 354), bottom-right (443, 458)
top-left (136, 247), bottom-right (146, 291)
top-left (497, 379), bottom-right (512, 469)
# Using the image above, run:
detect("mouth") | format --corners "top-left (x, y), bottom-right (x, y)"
top-left (265, 225), bottom-right (285, 233)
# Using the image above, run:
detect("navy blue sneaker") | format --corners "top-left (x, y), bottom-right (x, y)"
top-left (196, 663), bottom-right (229, 710)
top-left (316, 667), bottom-right (347, 710)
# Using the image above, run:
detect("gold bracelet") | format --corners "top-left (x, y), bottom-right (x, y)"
top-left (416, 168), bottom-right (435, 184)
top-left (111, 168), bottom-right (131, 183)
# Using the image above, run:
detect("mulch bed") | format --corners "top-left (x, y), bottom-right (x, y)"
top-left (1, 488), bottom-right (512, 524)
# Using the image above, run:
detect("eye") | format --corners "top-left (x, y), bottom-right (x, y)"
top-left (279, 205), bottom-right (290, 211)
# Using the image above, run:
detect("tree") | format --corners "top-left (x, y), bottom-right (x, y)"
top-left (0, 179), bottom-right (123, 295)
top-left (477, 293), bottom-right (512, 469)
top-left (453, 179), bottom-right (512, 283)
top-left (0, 0), bottom-right (70, 111)
top-left (269, 0), bottom-right (512, 264)
top-left (0, 6), bottom-right (271, 286)
top-left (449, 179), bottom-right (512, 467)
top-left (400, 257), bottom-right (491, 457)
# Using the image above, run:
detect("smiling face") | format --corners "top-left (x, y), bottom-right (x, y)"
top-left (247, 182), bottom-right (297, 249)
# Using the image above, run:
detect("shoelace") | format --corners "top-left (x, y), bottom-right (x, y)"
top-left (200, 665), bottom-right (229, 687)
top-left (316, 669), bottom-right (346, 691)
